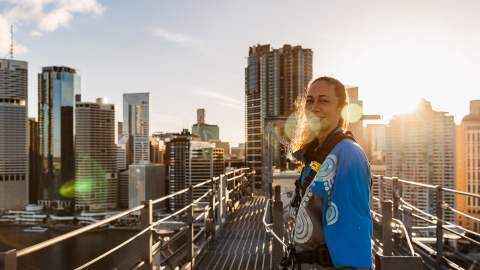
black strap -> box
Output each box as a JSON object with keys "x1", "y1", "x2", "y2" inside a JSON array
[
  {"x1": 295, "y1": 245, "x2": 333, "y2": 266},
  {"x1": 300, "y1": 129, "x2": 356, "y2": 191}
]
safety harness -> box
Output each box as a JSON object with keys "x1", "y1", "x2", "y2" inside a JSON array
[{"x1": 281, "y1": 129, "x2": 356, "y2": 270}]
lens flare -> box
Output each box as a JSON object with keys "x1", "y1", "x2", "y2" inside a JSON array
[
  {"x1": 284, "y1": 112, "x2": 299, "y2": 140},
  {"x1": 306, "y1": 112, "x2": 322, "y2": 134},
  {"x1": 59, "y1": 180, "x2": 75, "y2": 198},
  {"x1": 341, "y1": 103, "x2": 363, "y2": 123}
]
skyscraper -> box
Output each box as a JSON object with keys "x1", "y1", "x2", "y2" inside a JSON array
[
  {"x1": 245, "y1": 44, "x2": 313, "y2": 189},
  {"x1": 345, "y1": 86, "x2": 365, "y2": 147},
  {"x1": 38, "y1": 66, "x2": 80, "y2": 209},
  {"x1": 0, "y1": 59, "x2": 28, "y2": 210},
  {"x1": 456, "y1": 100, "x2": 480, "y2": 232},
  {"x1": 123, "y1": 93, "x2": 150, "y2": 165},
  {"x1": 192, "y1": 108, "x2": 220, "y2": 141},
  {"x1": 188, "y1": 141, "x2": 225, "y2": 202},
  {"x1": 75, "y1": 98, "x2": 117, "y2": 211},
  {"x1": 128, "y1": 162, "x2": 166, "y2": 211},
  {"x1": 385, "y1": 99, "x2": 455, "y2": 225},
  {"x1": 29, "y1": 118, "x2": 41, "y2": 204},
  {"x1": 165, "y1": 130, "x2": 191, "y2": 212}
]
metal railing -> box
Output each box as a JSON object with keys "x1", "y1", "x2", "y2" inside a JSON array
[
  {"x1": 373, "y1": 174, "x2": 480, "y2": 269},
  {"x1": 0, "y1": 168, "x2": 253, "y2": 270}
]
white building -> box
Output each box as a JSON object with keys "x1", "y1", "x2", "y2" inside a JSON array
[
  {"x1": 0, "y1": 59, "x2": 28, "y2": 210},
  {"x1": 123, "y1": 93, "x2": 149, "y2": 165}
]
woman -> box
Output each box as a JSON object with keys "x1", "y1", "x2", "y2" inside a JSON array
[{"x1": 289, "y1": 76, "x2": 372, "y2": 270}]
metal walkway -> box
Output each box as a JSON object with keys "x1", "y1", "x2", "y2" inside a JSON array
[{"x1": 196, "y1": 196, "x2": 272, "y2": 270}]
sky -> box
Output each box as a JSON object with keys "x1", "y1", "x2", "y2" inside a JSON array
[{"x1": 1, "y1": 0, "x2": 480, "y2": 146}]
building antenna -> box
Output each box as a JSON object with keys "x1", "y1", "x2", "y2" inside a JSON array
[{"x1": 9, "y1": 24, "x2": 14, "y2": 59}]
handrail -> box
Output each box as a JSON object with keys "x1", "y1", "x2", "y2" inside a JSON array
[
  {"x1": 441, "y1": 187, "x2": 480, "y2": 199},
  {"x1": 262, "y1": 199, "x2": 287, "y2": 249},
  {"x1": 151, "y1": 187, "x2": 189, "y2": 205},
  {"x1": 9, "y1": 167, "x2": 251, "y2": 267},
  {"x1": 399, "y1": 199, "x2": 480, "y2": 247},
  {"x1": 391, "y1": 218, "x2": 415, "y2": 256},
  {"x1": 374, "y1": 174, "x2": 480, "y2": 199},
  {"x1": 17, "y1": 204, "x2": 145, "y2": 257}
]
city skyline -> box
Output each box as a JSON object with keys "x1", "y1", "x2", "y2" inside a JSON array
[{"x1": 1, "y1": 0, "x2": 480, "y2": 145}]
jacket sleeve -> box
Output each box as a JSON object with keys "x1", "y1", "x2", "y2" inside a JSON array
[{"x1": 323, "y1": 141, "x2": 373, "y2": 269}]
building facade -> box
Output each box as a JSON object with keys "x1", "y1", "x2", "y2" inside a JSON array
[
  {"x1": 192, "y1": 108, "x2": 220, "y2": 141},
  {"x1": 188, "y1": 141, "x2": 225, "y2": 202},
  {"x1": 245, "y1": 44, "x2": 312, "y2": 189},
  {"x1": 128, "y1": 163, "x2": 166, "y2": 211},
  {"x1": 75, "y1": 98, "x2": 117, "y2": 211},
  {"x1": 38, "y1": 66, "x2": 80, "y2": 209},
  {"x1": 385, "y1": 99, "x2": 455, "y2": 225},
  {"x1": 165, "y1": 130, "x2": 191, "y2": 212},
  {"x1": 0, "y1": 59, "x2": 28, "y2": 210},
  {"x1": 29, "y1": 118, "x2": 40, "y2": 204},
  {"x1": 456, "y1": 100, "x2": 480, "y2": 232},
  {"x1": 123, "y1": 93, "x2": 150, "y2": 165}
]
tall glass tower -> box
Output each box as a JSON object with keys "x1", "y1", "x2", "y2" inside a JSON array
[{"x1": 38, "y1": 66, "x2": 80, "y2": 209}]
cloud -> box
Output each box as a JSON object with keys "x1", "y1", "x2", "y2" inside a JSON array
[
  {"x1": 0, "y1": 0, "x2": 105, "y2": 55},
  {"x1": 152, "y1": 28, "x2": 205, "y2": 50},
  {"x1": 195, "y1": 89, "x2": 243, "y2": 110}
]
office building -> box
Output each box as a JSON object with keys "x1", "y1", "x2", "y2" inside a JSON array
[
  {"x1": 245, "y1": 44, "x2": 312, "y2": 189},
  {"x1": 75, "y1": 98, "x2": 117, "y2": 211},
  {"x1": 0, "y1": 59, "x2": 28, "y2": 210}
]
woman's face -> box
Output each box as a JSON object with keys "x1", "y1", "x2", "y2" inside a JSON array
[{"x1": 305, "y1": 80, "x2": 343, "y2": 134}]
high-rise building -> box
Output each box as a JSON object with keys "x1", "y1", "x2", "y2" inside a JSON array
[
  {"x1": 245, "y1": 44, "x2": 313, "y2": 189},
  {"x1": 150, "y1": 135, "x2": 165, "y2": 164},
  {"x1": 123, "y1": 93, "x2": 149, "y2": 165},
  {"x1": 165, "y1": 130, "x2": 191, "y2": 212},
  {"x1": 345, "y1": 86, "x2": 365, "y2": 147},
  {"x1": 211, "y1": 140, "x2": 230, "y2": 157},
  {"x1": 128, "y1": 162, "x2": 166, "y2": 212},
  {"x1": 456, "y1": 100, "x2": 480, "y2": 232},
  {"x1": 189, "y1": 141, "x2": 225, "y2": 202},
  {"x1": 75, "y1": 98, "x2": 117, "y2": 211},
  {"x1": 118, "y1": 170, "x2": 129, "y2": 209},
  {"x1": 117, "y1": 121, "x2": 123, "y2": 143},
  {"x1": 365, "y1": 124, "x2": 386, "y2": 164},
  {"x1": 231, "y1": 143, "x2": 246, "y2": 159},
  {"x1": 0, "y1": 59, "x2": 28, "y2": 210},
  {"x1": 192, "y1": 108, "x2": 220, "y2": 141},
  {"x1": 385, "y1": 99, "x2": 455, "y2": 225},
  {"x1": 29, "y1": 118, "x2": 41, "y2": 204},
  {"x1": 38, "y1": 66, "x2": 80, "y2": 209}
]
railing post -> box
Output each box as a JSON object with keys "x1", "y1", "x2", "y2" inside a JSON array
[
  {"x1": 436, "y1": 185, "x2": 444, "y2": 268},
  {"x1": 186, "y1": 185, "x2": 195, "y2": 269},
  {"x1": 272, "y1": 185, "x2": 284, "y2": 269},
  {"x1": 225, "y1": 173, "x2": 230, "y2": 214},
  {"x1": 392, "y1": 177, "x2": 400, "y2": 220},
  {"x1": 0, "y1": 250, "x2": 17, "y2": 270},
  {"x1": 382, "y1": 201, "x2": 393, "y2": 256},
  {"x1": 233, "y1": 170, "x2": 237, "y2": 204},
  {"x1": 140, "y1": 200, "x2": 153, "y2": 270},
  {"x1": 217, "y1": 174, "x2": 224, "y2": 226},
  {"x1": 378, "y1": 175, "x2": 384, "y2": 210},
  {"x1": 403, "y1": 206, "x2": 413, "y2": 240},
  {"x1": 208, "y1": 189, "x2": 216, "y2": 238}
]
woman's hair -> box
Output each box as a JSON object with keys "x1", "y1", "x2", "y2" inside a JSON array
[{"x1": 289, "y1": 76, "x2": 349, "y2": 153}]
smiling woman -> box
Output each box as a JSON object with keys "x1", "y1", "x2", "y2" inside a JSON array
[{"x1": 287, "y1": 76, "x2": 373, "y2": 270}]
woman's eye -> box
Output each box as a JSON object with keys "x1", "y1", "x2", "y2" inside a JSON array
[{"x1": 306, "y1": 99, "x2": 313, "y2": 104}]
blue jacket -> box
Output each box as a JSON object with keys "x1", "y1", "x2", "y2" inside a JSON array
[{"x1": 303, "y1": 139, "x2": 373, "y2": 269}]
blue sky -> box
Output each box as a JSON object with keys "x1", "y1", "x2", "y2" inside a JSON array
[{"x1": 1, "y1": 0, "x2": 480, "y2": 145}]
